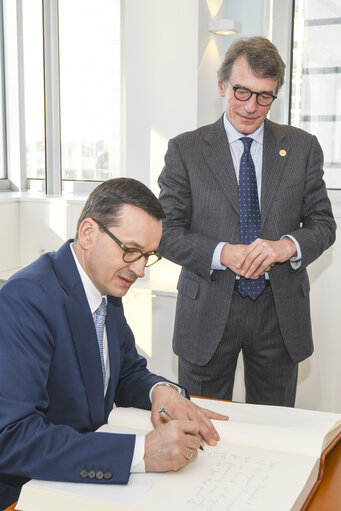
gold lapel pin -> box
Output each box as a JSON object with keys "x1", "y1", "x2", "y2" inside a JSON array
[{"x1": 279, "y1": 149, "x2": 287, "y2": 157}]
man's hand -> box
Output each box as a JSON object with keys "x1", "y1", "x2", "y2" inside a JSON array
[
  {"x1": 237, "y1": 238, "x2": 297, "y2": 279},
  {"x1": 151, "y1": 385, "x2": 228, "y2": 447},
  {"x1": 144, "y1": 420, "x2": 202, "y2": 472},
  {"x1": 220, "y1": 243, "x2": 250, "y2": 276},
  {"x1": 221, "y1": 238, "x2": 296, "y2": 279}
]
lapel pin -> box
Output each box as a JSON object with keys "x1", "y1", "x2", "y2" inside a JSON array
[{"x1": 279, "y1": 149, "x2": 287, "y2": 157}]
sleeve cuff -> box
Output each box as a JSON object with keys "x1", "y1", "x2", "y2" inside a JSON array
[
  {"x1": 281, "y1": 235, "x2": 302, "y2": 268},
  {"x1": 211, "y1": 242, "x2": 227, "y2": 270},
  {"x1": 130, "y1": 435, "x2": 145, "y2": 473}
]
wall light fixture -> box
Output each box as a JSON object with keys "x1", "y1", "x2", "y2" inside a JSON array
[{"x1": 209, "y1": 19, "x2": 242, "y2": 35}]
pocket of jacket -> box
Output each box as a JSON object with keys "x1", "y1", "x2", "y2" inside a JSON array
[
  {"x1": 298, "y1": 271, "x2": 310, "y2": 297},
  {"x1": 177, "y1": 276, "x2": 200, "y2": 300}
]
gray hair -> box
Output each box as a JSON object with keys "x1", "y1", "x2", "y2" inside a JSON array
[
  {"x1": 217, "y1": 36, "x2": 285, "y2": 91},
  {"x1": 75, "y1": 177, "x2": 165, "y2": 239}
]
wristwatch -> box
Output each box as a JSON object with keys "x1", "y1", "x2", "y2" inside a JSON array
[{"x1": 154, "y1": 381, "x2": 186, "y2": 397}]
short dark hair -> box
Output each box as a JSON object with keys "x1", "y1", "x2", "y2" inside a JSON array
[
  {"x1": 217, "y1": 36, "x2": 285, "y2": 91},
  {"x1": 75, "y1": 178, "x2": 165, "y2": 238}
]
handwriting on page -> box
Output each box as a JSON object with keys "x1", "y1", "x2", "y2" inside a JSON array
[{"x1": 187, "y1": 450, "x2": 280, "y2": 511}]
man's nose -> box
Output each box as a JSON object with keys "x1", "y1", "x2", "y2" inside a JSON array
[
  {"x1": 244, "y1": 93, "x2": 258, "y2": 111},
  {"x1": 128, "y1": 257, "x2": 146, "y2": 278}
]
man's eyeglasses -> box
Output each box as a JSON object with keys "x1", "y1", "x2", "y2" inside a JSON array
[
  {"x1": 227, "y1": 78, "x2": 277, "y2": 106},
  {"x1": 92, "y1": 218, "x2": 162, "y2": 267}
]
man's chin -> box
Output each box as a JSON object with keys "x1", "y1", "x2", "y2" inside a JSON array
[
  {"x1": 107, "y1": 287, "x2": 130, "y2": 298},
  {"x1": 233, "y1": 114, "x2": 263, "y2": 134},
  {"x1": 239, "y1": 121, "x2": 260, "y2": 135},
  {"x1": 115, "y1": 279, "x2": 135, "y2": 297}
]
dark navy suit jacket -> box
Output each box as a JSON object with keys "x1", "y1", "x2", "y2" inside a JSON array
[{"x1": 0, "y1": 241, "x2": 167, "y2": 503}]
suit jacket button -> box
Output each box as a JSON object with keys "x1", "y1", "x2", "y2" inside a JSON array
[
  {"x1": 96, "y1": 471, "x2": 104, "y2": 480},
  {"x1": 88, "y1": 470, "x2": 96, "y2": 479},
  {"x1": 104, "y1": 471, "x2": 112, "y2": 480},
  {"x1": 80, "y1": 470, "x2": 88, "y2": 479}
]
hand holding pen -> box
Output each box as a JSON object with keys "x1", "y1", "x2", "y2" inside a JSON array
[
  {"x1": 144, "y1": 413, "x2": 203, "y2": 471},
  {"x1": 158, "y1": 406, "x2": 204, "y2": 451},
  {"x1": 151, "y1": 383, "x2": 229, "y2": 448}
]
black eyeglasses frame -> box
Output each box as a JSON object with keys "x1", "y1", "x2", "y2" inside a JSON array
[
  {"x1": 227, "y1": 78, "x2": 277, "y2": 106},
  {"x1": 91, "y1": 218, "x2": 162, "y2": 267}
]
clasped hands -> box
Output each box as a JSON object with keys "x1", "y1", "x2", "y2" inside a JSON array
[
  {"x1": 221, "y1": 237, "x2": 297, "y2": 279},
  {"x1": 144, "y1": 385, "x2": 228, "y2": 473}
]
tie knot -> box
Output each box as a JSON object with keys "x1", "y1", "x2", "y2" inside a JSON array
[{"x1": 240, "y1": 137, "x2": 253, "y2": 152}]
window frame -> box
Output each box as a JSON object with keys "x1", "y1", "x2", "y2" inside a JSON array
[
  {"x1": 1, "y1": 0, "x2": 121, "y2": 196},
  {"x1": 0, "y1": 0, "x2": 8, "y2": 186},
  {"x1": 289, "y1": 0, "x2": 341, "y2": 190}
]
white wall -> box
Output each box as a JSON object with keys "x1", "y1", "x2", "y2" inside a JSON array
[
  {"x1": 0, "y1": 197, "x2": 20, "y2": 274},
  {"x1": 1, "y1": 0, "x2": 340, "y2": 413},
  {"x1": 296, "y1": 206, "x2": 341, "y2": 412},
  {"x1": 0, "y1": 196, "x2": 84, "y2": 279},
  {"x1": 123, "y1": 0, "x2": 199, "y2": 194}
]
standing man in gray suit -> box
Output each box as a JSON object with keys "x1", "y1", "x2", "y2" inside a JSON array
[{"x1": 158, "y1": 37, "x2": 336, "y2": 407}]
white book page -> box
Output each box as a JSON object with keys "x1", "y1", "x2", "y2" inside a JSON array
[
  {"x1": 19, "y1": 423, "x2": 319, "y2": 511},
  {"x1": 18, "y1": 471, "x2": 162, "y2": 510},
  {"x1": 138, "y1": 442, "x2": 318, "y2": 511},
  {"x1": 108, "y1": 400, "x2": 341, "y2": 458},
  {"x1": 108, "y1": 406, "x2": 153, "y2": 431},
  {"x1": 190, "y1": 398, "x2": 341, "y2": 457}
]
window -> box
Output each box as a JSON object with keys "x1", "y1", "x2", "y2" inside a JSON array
[
  {"x1": 19, "y1": 0, "x2": 121, "y2": 193},
  {"x1": 291, "y1": 0, "x2": 341, "y2": 189},
  {"x1": 22, "y1": 0, "x2": 45, "y2": 182},
  {"x1": 59, "y1": 0, "x2": 121, "y2": 187},
  {"x1": 0, "y1": 0, "x2": 6, "y2": 180}
]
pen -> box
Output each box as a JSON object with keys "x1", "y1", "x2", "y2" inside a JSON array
[{"x1": 158, "y1": 406, "x2": 204, "y2": 451}]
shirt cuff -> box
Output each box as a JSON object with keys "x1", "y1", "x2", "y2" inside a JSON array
[
  {"x1": 211, "y1": 242, "x2": 227, "y2": 270},
  {"x1": 281, "y1": 235, "x2": 302, "y2": 269},
  {"x1": 130, "y1": 434, "x2": 145, "y2": 473}
]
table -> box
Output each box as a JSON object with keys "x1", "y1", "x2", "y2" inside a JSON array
[{"x1": 304, "y1": 434, "x2": 341, "y2": 510}]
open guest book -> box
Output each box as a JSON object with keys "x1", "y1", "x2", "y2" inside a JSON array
[{"x1": 17, "y1": 397, "x2": 341, "y2": 511}]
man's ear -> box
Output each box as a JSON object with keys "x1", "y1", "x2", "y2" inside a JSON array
[
  {"x1": 77, "y1": 218, "x2": 96, "y2": 249},
  {"x1": 218, "y1": 80, "x2": 226, "y2": 97}
]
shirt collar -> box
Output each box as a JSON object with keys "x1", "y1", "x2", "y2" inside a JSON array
[
  {"x1": 70, "y1": 242, "x2": 106, "y2": 315},
  {"x1": 223, "y1": 113, "x2": 264, "y2": 145}
]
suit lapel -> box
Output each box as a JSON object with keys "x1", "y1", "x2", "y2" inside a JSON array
[
  {"x1": 54, "y1": 241, "x2": 105, "y2": 429},
  {"x1": 203, "y1": 116, "x2": 239, "y2": 215},
  {"x1": 261, "y1": 120, "x2": 288, "y2": 230}
]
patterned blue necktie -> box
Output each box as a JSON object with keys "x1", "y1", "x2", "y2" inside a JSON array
[
  {"x1": 238, "y1": 137, "x2": 266, "y2": 301},
  {"x1": 95, "y1": 298, "x2": 107, "y2": 385}
]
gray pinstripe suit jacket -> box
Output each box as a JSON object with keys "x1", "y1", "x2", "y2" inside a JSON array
[{"x1": 158, "y1": 116, "x2": 336, "y2": 366}]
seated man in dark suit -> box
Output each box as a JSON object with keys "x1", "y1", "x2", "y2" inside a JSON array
[{"x1": 0, "y1": 178, "x2": 227, "y2": 508}]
